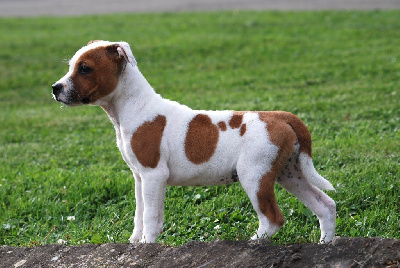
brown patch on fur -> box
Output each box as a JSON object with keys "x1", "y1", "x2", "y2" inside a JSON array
[
  {"x1": 240, "y1": 123, "x2": 246, "y2": 136},
  {"x1": 69, "y1": 44, "x2": 125, "y2": 104},
  {"x1": 257, "y1": 171, "x2": 285, "y2": 226},
  {"x1": 258, "y1": 111, "x2": 312, "y2": 157},
  {"x1": 256, "y1": 111, "x2": 307, "y2": 226},
  {"x1": 185, "y1": 114, "x2": 219, "y2": 164},
  {"x1": 217, "y1": 121, "x2": 227, "y2": 131},
  {"x1": 229, "y1": 112, "x2": 245, "y2": 129},
  {"x1": 131, "y1": 115, "x2": 167, "y2": 168}
]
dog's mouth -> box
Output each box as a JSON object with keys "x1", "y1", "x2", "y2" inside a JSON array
[
  {"x1": 52, "y1": 92, "x2": 64, "y2": 103},
  {"x1": 52, "y1": 91, "x2": 82, "y2": 106},
  {"x1": 52, "y1": 92, "x2": 67, "y2": 104}
]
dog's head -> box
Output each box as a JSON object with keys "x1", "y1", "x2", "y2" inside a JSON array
[{"x1": 52, "y1": 40, "x2": 136, "y2": 106}]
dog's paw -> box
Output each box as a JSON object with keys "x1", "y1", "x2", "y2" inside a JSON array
[{"x1": 129, "y1": 230, "x2": 143, "y2": 243}]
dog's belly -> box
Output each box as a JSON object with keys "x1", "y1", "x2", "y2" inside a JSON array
[{"x1": 167, "y1": 169, "x2": 239, "y2": 186}]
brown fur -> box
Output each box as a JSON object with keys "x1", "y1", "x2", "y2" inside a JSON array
[
  {"x1": 217, "y1": 121, "x2": 227, "y2": 131},
  {"x1": 185, "y1": 114, "x2": 219, "y2": 164},
  {"x1": 240, "y1": 123, "x2": 247, "y2": 136},
  {"x1": 258, "y1": 111, "x2": 312, "y2": 157},
  {"x1": 70, "y1": 45, "x2": 125, "y2": 104},
  {"x1": 131, "y1": 115, "x2": 167, "y2": 168},
  {"x1": 228, "y1": 112, "x2": 244, "y2": 129}
]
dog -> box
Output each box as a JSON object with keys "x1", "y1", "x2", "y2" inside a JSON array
[{"x1": 52, "y1": 40, "x2": 336, "y2": 243}]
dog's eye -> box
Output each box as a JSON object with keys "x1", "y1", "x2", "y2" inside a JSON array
[{"x1": 78, "y1": 65, "x2": 93, "y2": 75}]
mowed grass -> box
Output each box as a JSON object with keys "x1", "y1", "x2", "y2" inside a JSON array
[{"x1": 0, "y1": 11, "x2": 399, "y2": 246}]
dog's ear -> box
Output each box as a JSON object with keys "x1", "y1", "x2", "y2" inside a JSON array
[{"x1": 107, "y1": 42, "x2": 137, "y2": 67}]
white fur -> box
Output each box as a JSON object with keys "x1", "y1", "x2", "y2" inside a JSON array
[
  {"x1": 299, "y1": 153, "x2": 335, "y2": 191},
  {"x1": 53, "y1": 41, "x2": 336, "y2": 244}
]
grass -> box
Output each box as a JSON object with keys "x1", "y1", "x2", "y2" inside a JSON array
[{"x1": 0, "y1": 10, "x2": 399, "y2": 246}]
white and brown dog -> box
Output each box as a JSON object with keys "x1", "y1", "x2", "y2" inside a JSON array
[{"x1": 52, "y1": 40, "x2": 336, "y2": 243}]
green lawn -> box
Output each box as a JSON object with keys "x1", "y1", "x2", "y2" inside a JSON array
[{"x1": 0, "y1": 10, "x2": 399, "y2": 246}]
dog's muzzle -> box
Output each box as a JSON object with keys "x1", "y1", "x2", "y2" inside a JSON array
[
  {"x1": 52, "y1": 82, "x2": 88, "y2": 105},
  {"x1": 52, "y1": 83, "x2": 64, "y2": 101}
]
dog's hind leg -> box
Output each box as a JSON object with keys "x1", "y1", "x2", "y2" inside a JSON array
[
  {"x1": 239, "y1": 167, "x2": 285, "y2": 240},
  {"x1": 238, "y1": 117, "x2": 300, "y2": 240},
  {"x1": 237, "y1": 146, "x2": 294, "y2": 239},
  {"x1": 276, "y1": 155, "x2": 336, "y2": 243}
]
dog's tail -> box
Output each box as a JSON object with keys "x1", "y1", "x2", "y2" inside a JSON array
[
  {"x1": 298, "y1": 153, "x2": 335, "y2": 191},
  {"x1": 281, "y1": 112, "x2": 335, "y2": 191}
]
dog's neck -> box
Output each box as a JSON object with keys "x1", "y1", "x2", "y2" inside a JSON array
[{"x1": 99, "y1": 65, "x2": 159, "y2": 127}]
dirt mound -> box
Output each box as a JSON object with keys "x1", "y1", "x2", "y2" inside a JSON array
[{"x1": 1, "y1": 237, "x2": 399, "y2": 267}]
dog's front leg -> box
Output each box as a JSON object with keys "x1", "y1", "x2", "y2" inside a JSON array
[
  {"x1": 140, "y1": 168, "x2": 168, "y2": 243},
  {"x1": 129, "y1": 172, "x2": 144, "y2": 243}
]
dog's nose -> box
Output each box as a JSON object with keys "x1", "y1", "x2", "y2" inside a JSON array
[{"x1": 52, "y1": 83, "x2": 64, "y2": 95}]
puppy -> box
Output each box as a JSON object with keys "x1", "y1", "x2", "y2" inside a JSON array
[{"x1": 52, "y1": 40, "x2": 336, "y2": 243}]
